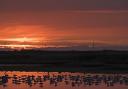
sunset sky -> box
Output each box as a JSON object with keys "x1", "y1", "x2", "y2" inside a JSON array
[{"x1": 0, "y1": 0, "x2": 128, "y2": 50}]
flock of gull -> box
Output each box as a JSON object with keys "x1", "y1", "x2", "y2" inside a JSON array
[{"x1": 0, "y1": 72, "x2": 128, "y2": 88}]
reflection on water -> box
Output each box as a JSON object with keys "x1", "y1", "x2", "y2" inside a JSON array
[{"x1": 0, "y1": 71, "x2": 128, "y2": 89}]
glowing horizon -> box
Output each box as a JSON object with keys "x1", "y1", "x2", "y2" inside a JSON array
[{"x1": 0, "y1": 11, "x2": 128, "y2": 48}]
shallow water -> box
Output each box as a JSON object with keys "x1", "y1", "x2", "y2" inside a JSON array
[{"x1": 0, "y1": 71, "x2": 128, "y2": 89}]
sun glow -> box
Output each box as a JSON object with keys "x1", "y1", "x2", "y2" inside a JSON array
[
  {"x1": 1, "y1": 37, "x2": 41, "y2": 43},
  {"x1": 0, "y1": 37, "x2": 47, "y2": 50}
]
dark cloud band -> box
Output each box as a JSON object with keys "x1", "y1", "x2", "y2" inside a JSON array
[{"x1": 0, "y1": 0, "x2": 128, "y2": 11}]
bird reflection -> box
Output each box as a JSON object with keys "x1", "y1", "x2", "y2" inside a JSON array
[{"x1": 0, "y1": 72, "x2": 128, "y2": 88}]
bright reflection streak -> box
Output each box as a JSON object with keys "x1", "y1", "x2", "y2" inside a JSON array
[
  {"x1": 0, "y1": 44, "x2": 42, "y2": 50},
  {"x1": 0, "y1": 44, "x2": 69, "y2": 50}
]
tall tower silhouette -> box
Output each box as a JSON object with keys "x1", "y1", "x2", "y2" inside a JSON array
[{"x1": 89, "y1": 40, "x2": 95, "y2": 49}]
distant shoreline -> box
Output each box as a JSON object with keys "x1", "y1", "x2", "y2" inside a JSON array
[{"x1": 0, "y1": 64, "x2": 128, "y2": 73}]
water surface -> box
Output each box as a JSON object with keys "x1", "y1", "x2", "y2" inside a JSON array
[{"x1": 0, "y1": 71, "x2": 128, "y2": 89}]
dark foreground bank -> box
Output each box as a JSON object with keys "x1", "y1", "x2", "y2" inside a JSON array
[
  {"x1": 0, "y1": 50, "x2": 128, "y2": 72},
  {"x1": 0, "y1": 50, "x2": 128, "y2": 64}
]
